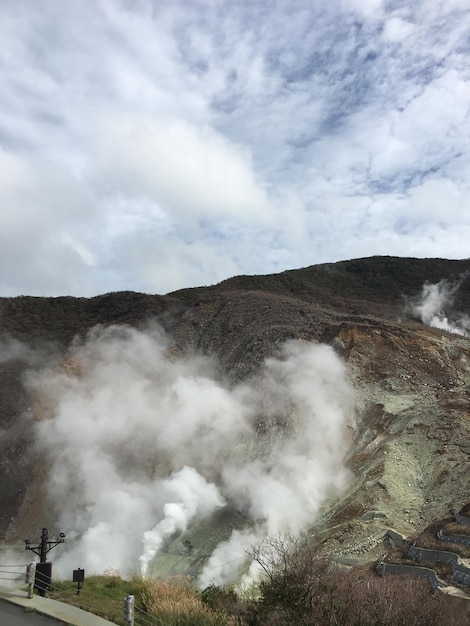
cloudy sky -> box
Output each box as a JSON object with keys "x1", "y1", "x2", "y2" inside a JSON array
[{"x1": 1, "y1": 0, "x2": 469, "y2": 297}]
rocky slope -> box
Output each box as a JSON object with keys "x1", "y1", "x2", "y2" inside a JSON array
[
  {"x1": 0, "y1": 256, "x2": 469, "y2": 575},
  {"x1": 313, "y1": 321, "x2": 470, "y2": 562}
]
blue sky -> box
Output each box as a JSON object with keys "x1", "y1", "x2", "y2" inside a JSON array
[{"x1": 1, "y1": 0, "x2": 470, "y2": 296}]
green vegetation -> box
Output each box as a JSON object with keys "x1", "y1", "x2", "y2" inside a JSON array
[{"x1": 49, "y1": 572, "x2": 142, "y2": 625}]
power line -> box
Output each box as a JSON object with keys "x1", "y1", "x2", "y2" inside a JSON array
[{"x1": 198, "y1": 553, "x2": 247, "y2": 573}]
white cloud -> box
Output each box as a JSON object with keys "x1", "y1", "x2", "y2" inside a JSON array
[
  {"x1": 0, "y1": 149, "x2": 97, "y2": 295},
  {"x1": 89, "y1": 110, "x2": 270, "y2": 221},
  {"x1": 382, "y1": 17, "x2": 415, "y2": 42},
  {"x1": 346, "y1": 0, "x2": 384, "y2": 20},
  {"x1": 1, "y1": 0, "x2": 470, "y2": 296}
]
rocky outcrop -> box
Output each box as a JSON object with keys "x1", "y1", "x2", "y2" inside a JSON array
[{"x1": 306, "y1": 319, "x2": 470, "y2": 563}]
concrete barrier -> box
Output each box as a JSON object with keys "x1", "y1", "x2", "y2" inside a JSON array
[
  {"x1": 386, "y1": 529, "x2": 406, "y2": 549},
  {"x1": 452, "y1": 563, "x2": 470, "y2": 587},
  {"x1": 437, "y1": 530, "x2": 470, "y2": 546},
  {"x1": 408, "y1": 545, "x2": 459, "y2": 565},
  {"x1": 375, "y1": 561, "x2": 444, "y2": 591}
]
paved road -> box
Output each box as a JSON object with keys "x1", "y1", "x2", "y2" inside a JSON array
[{"x1": 0, "y1": 599, "x2": 68, "y2": 625}]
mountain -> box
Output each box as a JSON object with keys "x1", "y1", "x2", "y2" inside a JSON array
[{"x1": 1, "y1": 255, "x2": 469, "y2": 582}]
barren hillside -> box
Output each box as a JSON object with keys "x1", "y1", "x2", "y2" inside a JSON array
[{"x1": 1, "y1": 256, "x2": 469, "y2": 579}]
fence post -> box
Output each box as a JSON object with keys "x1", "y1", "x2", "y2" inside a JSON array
[
  {"x1": 124, "y1": 594, "x2": 134, "y2": 626},
  {"x1": 25, "y1": 563, "x2": 36, "y2": 599}
]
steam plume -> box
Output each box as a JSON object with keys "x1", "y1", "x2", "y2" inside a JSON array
[
  {"x1": 139, "y1": 466, "x2": 225, "y2": 576},
  {"x1": 406, "y1": 275, "x2": 470, "y2": 336},
  {"x1": 29, "y1": 324, "x2": 352, "y2": 585}
]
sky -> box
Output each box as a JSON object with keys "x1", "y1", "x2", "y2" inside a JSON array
[{"x1": 1, "y1": 0, "x2": 470, "y2": 297}]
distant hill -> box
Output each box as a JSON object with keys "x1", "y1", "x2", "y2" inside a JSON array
[{"x1": 1, "y1": 256, "x2": 470, "y2": 348}]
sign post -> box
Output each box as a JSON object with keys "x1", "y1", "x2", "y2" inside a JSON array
[{"x1": 73, "y1": 568, "x2": 85, "y2": 595}]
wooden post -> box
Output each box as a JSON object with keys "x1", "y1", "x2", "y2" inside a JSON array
[{"x1": 25, "y1": 563, "x2": 36, "y2": 599}]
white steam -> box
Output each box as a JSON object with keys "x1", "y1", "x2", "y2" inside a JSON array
[
  {"x1": 407, "y1": 275, "x2": 470, "y2": 336},
  {"x1": 30, "y1": 324, "x2": 352, "y2": 585},
  {"x1": 139, "y1": 467, "x2": 225, "y2": 576}
]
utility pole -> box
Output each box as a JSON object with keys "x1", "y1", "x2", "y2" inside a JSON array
[{"x1": 25, "y1": 528, "x2": 65, "y2": 596}]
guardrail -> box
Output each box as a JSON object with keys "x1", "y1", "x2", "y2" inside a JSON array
[
  {"x1": 0, "y1": 563, "x2": 28, "y2": 585},
  {"x1": 0, "y1": 562, "x2": 171, "y2": 626}
]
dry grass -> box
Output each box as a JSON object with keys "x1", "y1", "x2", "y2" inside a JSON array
[
  {"x1": 140, "y1": 576, "x2": 235, "y2": 626},
  {"x1": 443, "y1": 522, "x2": 470, "y2": 536}
]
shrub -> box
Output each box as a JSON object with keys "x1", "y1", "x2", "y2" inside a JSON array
[{"x1": 241, "y1": 535, "x2": 470, "y2": 625}]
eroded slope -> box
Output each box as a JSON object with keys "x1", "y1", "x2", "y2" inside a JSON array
[{"x1": 312, "y1": 322, "x2": 470, "y2": 562}]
